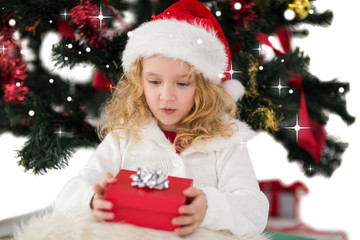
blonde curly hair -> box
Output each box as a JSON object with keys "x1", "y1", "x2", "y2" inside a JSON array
[{"x1": 97, "y1": 59, "x2": 238, "y2": 151}]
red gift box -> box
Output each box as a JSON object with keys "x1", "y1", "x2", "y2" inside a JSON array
[
  {"x1": 259, "y1": 179, "x2": 308, "y2": 220},
  {"x1": 104, "y1": 169, "x2": 193, "y2": 231}
]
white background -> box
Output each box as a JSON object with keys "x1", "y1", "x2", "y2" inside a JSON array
[{"x1": 1, "y1": 1, "x2": 360, "y2": 239}]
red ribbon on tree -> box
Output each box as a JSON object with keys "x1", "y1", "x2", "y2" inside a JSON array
[
  {"x1": 92, "y1": 69, "x2": 114, "y2": 90},
  {"x1": 257, "y1": 27, "x2": 326, "y2": 163},
  {"x1": 57, "y1": 19, "x2": 76, "y2": 41},
  {"x1": 289, "y1": 75, "x2": 326, "y2": 163}
]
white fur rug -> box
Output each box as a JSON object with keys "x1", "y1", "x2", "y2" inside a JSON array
[{"x1": 12, "y1": 210, "x2": 271, "y2": 240}]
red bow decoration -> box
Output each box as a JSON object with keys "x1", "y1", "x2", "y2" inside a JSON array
[{"x1": 257, "y1": 27, "x2": 326, "y2": 163}]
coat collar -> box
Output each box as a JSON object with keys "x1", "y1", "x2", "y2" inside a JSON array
[{"x1": 138, "y1": 117, "x2": 257, "y2": 155}]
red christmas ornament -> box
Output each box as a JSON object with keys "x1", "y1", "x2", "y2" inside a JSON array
[
  {"x1": 230, "y1": 0, "x2": 257, "y2": 29},
  {"x1": 3, "y1": 83, "x2": 29, "y2": 103},
  {"x1": 70, "y1": 2, "x2": 108, "y2": 48},
  {"x1": 0, "y1": 11, "x2": 29, "y2": 104}
]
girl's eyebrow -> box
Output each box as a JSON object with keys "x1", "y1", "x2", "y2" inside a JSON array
[
  {"x1": 143, "y1": 72, "x2": 160, "y2": 77},
  {"x1": 143, "y1": 72, "x2": 189, "y2": 78}
]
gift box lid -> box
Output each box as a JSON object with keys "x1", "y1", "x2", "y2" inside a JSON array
[{"x1": 104, "y1": 169, "x2": 193, "y2": 214}]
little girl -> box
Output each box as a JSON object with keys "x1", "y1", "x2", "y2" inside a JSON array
[{"x1": 55, "y1": 0, "x2": 269, "y2": 237}]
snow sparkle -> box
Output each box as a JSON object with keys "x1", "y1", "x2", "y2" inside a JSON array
[
  {"x1": 270, "y1": 78, "x2": 290, "y2": 96},
  {"x1": 282, "y1": 114, "x2": 312, "y2": 143},
  {"x1": 90, "y1": 5, "x2": 113, "y2": 30}
]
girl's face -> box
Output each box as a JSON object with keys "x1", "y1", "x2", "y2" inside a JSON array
[{"x1": 142, "y1": 56, "x2": 196, "y2": 131}]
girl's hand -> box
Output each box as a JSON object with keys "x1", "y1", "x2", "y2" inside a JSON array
[
  {"x1": 172, "y1": 187, "x2": 207, "y2": 236},
  {"x1": 90, "y1": 172, "x2": 117, "y2": 221}
]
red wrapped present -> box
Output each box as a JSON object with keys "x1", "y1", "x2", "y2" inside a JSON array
[
  {"x1": 259, "y1": 179, "x2": 308, "y2": 220},
  {"x1": 104, "y1": 169, "x2": 193, "y2": 231},
  {"x1": 260, "y1": 179, "x2": 347, "y2": 240}
]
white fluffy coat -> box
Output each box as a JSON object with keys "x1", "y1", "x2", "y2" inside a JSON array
[{"x1": 13, "y1": 118, "x2": 270, "y2": 240}]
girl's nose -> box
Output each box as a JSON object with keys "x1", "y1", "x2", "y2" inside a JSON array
[{"x1": 160, "y1": 85, "x2": 175, "y2": 101}]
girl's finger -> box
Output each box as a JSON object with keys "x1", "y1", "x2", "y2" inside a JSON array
[
  {"x1": 99, "y1": 172, "x2": 117, "y2": 188},
  {"x1": 183, "y1": 187, "x2": 203, "y2": 198},
  {"x1": 172, "y1": 215, "x2": 197, "y2": 226},
  {"x1": 174, "y1": 222, "x2": 199, "y2": 236},
  {"x1": 93, "y1": 210, "x2": 114, "y2": 221},
  {"x1": 179, "y1": 205, "x2": 195, "y2": 215},
  {"x1": 179, "y1": 194, "x2": 206, "y2": 214},
  {"x1": 93, "y1": 198, "x2": 113, "y2": 210},
  {"x1": 94, "y1": 184, "x2": 105, "y2": 196}
]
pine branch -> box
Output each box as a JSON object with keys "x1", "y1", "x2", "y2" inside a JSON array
[
  {"x1": 51, "y1": 34, "x2": 127, "y2": 81},
  {"x1": 274, "y1": 129, "x2": 347, "y2": 177},
  {"x1": 304, "y1": 9, "x2": 333, "y2": 27},
  {"x1": 16, "y1": 97, "x2": 99, "y2": 174},
  {"x1": 302, "y1": 75, "x2": 356, "y2": 125}
]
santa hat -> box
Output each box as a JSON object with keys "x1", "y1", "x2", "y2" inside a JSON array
[{"x1": 121, "y1": 0, "x2": 245, "y2": 101}]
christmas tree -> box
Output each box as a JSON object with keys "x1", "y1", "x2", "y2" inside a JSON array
[{"x1": 0, "y1": 0, "x2": 355, "y2": 176}]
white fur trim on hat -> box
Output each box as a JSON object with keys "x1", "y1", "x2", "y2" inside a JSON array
[
  {"x1": 122, "y1": 19, "x2": 227, "y2": 85},
  {"x1": 221, "y1": 79, "x2": 245, "y2": 101}
]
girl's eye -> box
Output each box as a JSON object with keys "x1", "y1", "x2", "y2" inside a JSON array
[
  {"x1": 148, "y1": 80, "x2": 161, "y2": 85},
  {"x1": 177, "y1": 82, "x2": 190, "y2": 87}
]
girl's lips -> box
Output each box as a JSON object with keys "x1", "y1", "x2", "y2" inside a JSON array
[{"x1": 161, "y1": 108, "x2": 176, "y2": 114}]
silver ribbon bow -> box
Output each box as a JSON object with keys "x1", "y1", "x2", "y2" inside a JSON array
[{"x1": 130, "y1": 167, "x2": 170, "y2": 190}]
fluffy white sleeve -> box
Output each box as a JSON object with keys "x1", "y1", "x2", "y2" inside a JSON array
[
  {"x1": 54, "y1": 132, "x2": 124, "y2": 212},
  {"x1": 199, "y1": 142, "x2": 269, "y2": 236}
]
